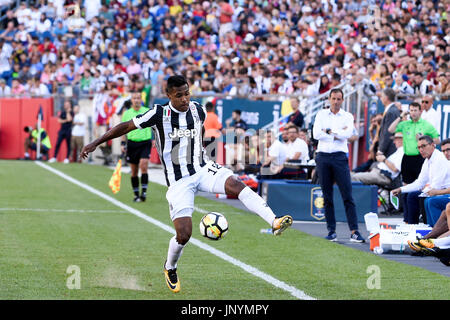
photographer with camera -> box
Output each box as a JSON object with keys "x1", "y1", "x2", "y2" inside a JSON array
[{"x1": 23, "y1": 124, "x2": 51, "y2": 160}]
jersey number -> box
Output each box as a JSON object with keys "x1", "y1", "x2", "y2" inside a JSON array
[{"x1": 207, "y1": 163, "x2": 222, "y2": 175}]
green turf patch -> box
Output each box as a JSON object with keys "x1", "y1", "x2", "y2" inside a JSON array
[{"x1": 0, "y1": 160, "x2": 448, "y2": 299}]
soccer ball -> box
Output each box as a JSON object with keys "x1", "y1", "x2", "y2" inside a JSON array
[{"x1": 199, "y1": 212, "x2": 228, "y2": 240}]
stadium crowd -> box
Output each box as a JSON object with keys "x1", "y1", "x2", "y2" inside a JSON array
[
  {"x1": 0, "y1": 0, "x2": 448, "y2": 101},
  {"x1": 7, "y1": 0, "x2": 450, "y2": 264}
]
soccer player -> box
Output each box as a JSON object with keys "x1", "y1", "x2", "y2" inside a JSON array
[
  {"x1": 121, "y1": 91, "x2": 153, "y2": 202},
  {"x1": 80, "y1": 75, "x2": 292, "y2": 293}
]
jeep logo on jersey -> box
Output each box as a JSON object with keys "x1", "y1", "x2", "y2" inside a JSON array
[{"x1": 169, "y1": 128, "x2": 198, "y2": 139}]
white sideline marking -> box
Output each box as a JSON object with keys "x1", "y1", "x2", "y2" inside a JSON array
[
  {"x1": 0, "y1": 208, "x2": 126, "y2": 213},
  {"x1": 35, "y1": 161, "x2": 315, "y2": 300}
]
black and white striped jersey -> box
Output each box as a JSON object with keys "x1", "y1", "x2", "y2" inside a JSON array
[{"x1": 132, "y1": 100, "x2": 207, "y2": 186}]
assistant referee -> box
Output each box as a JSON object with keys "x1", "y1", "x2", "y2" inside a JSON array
[{"x1": 121, "y1": 91, "x2": 153, "y2": 202}]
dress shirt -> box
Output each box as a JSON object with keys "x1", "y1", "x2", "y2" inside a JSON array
[
  {"x1": 401, "y1": 149, "x2": 450, "y2": 193},
  {"x1": 313, "y1": 108, "x2": 355, "y2": 153}
]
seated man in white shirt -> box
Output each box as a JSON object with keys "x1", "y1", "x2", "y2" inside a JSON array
[
  {"x1": 259, "y1": 130, "x2": 287, "y2": 179},
  {"x1": 284, "y1": 125, "x2": 309, "y2": 164},
  {"x1": 351, "y1": 132, "x2": 404, "y2": 187},
  {"x1": 392, "y1": 135, "x2": 450, "y2": 224}
]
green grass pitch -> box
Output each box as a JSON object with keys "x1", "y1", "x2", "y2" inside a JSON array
[{"x1": 0, "y1": 160, "x2": 448, "y2": 300}]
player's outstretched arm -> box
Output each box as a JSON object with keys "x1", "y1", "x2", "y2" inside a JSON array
[{"x1": 80, "y1": 120, "x2": 136, "y2": 159}]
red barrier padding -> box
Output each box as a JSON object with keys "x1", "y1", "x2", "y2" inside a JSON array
[{"x1": 0, "y1": 99, "x2": 22, "y2": 159}]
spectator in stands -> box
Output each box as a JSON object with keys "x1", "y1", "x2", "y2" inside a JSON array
[
  {"x1": 11, "y1": 78, "x2": 25, "y2": 95},
  {"x1": 413, "y1": 71, "x2": 434, "y2": 96},
  {"x1": 392, "y1": 135, "x2": 450, "y2": 224},
  {"x1": 351, "y1": 132, "x2": 404, "y2": 188},
  {"x1": 392, "y1": 74, "x2": 414, "y2": 95},
  {"x1": 286, "y1": 98, "x2": 304, "y2": 129},
  {"x1": 318, "y1": 74, "x2": 331, "y2": 94},
  {"x1": 0, "y1": 77, "x2": 10, "y2": 96},
  {"x1": 1, "y1": 10, "x2": 18, "y2": 30},
  {"x1": 49, "y1": 99, "x2": 74, "y2": 164},
  {"x1": 388, "y1": 102, "x2": 440, "y2": 185},
  {"x1": 435, "y1": 73, "x2": 450, "y2": 99},
  {"x1": 313, "y1": 88, "x2": 365, "y2": 243},
  {"x1": 377, "y1": 88, "x2": 400, "y2": 158},
  {"x1": 420, "y1": 95, "x2": 441, "y2": 135}
]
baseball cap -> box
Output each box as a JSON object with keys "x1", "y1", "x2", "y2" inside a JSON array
[{"x1": 392, "y1": 132, "x2": 403, "y2": 139}]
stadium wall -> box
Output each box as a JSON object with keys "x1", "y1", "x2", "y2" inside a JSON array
[{"x1": 0, "y1": 98, "x2": 69, "y2": 160}]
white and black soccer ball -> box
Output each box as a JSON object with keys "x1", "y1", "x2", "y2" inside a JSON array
[{"x1": 199, "y1": 212, "x2": 228, "y2": 240}]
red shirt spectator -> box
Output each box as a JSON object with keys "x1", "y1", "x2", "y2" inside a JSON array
[{"x1": 219, "y1": 1, "x2": 233, "y2": 24}]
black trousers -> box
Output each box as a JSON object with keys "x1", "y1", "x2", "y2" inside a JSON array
[
  {"x1": 315, "y1": 152, "x2": 359, "y2": 233},
  {"x1": 401, "y1": 154, "x2": 424, "y2": 184},
  {"x1": 54, "y1": 130, "x2": 71, "y2": 159}
]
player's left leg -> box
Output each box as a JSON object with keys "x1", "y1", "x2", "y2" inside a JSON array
[
  {"x1": 164, "y1": 215, "x2": 192, "y2": 293},
  {"x1": 224, "y1": 175, "x2": 293, "y2": 235},
  {"x1": 139, "y1": 157, "x2": 149, "y2": 202},
  {"x1": 164, "y1": 179, "x2": 196, "y2": 293},
  {"x1": 129, "y1": 163, "x2": 140, "y2": 202}
]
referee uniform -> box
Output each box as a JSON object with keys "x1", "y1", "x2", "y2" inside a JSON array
[
  {"x1": 122, "y1": 105, "x2": 152, "y2": 201},
  {"x1": 395, "y1": 118, "x2": 439, "y2": 183}
]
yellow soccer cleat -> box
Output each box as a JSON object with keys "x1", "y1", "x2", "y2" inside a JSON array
[
  {"x1": 419, "y1": 239, "x2": 435, "y2": 249},
  {"x1": 407, "y1": 240, "x2": 422, "y2": 252},
  {"x1": 164, "y1": 263, "x2": 180, "y2": 293},
  {"x1": 272, "y1": 215, "x2": 293, "y2": 236}
]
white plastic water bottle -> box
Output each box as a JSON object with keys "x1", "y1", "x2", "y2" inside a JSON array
[{"x1": 364, "y1": 212, "x2": 380, "y2": 234}]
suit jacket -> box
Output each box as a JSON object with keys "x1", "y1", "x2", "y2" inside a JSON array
[{"x1": 378, "y1": 103, "x2": 400, "y2": 157}]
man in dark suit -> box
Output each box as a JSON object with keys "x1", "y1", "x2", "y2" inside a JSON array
[{"x1": 377, "y1": 88, "x2": 400, "y2": 158}]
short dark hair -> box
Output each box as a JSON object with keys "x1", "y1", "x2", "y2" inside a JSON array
[
  {"x1": 329, "y1": 88, "x2": 344, "y2": 98},
  {"x1": 383, "y1": 88, "x2": 396, "y2": 102},
  {"x1": 409, "y1": 101, "x2": 421, "y2": 110},
  {"x1": 232, "y1": 109, "x2": 241, "y2": 116},
  {"x1": 418, "y1": 135, "x2": 433, "y2": 144},
  {"x1": 166, "y1": 75, "x2": 188, "y2": 92},
  {"x1": 205, "y1": 101, "x2": 214, "y2": 112},
  {"x1": 441, "y1": 138, "x2": 450, "y2": 146}
]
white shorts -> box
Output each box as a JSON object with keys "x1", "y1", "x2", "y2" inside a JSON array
[{"x1": 166, "y1": 161, "x2": 234, "y2": 221}]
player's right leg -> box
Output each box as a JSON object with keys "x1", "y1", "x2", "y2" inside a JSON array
[
  {"x1": 198, "y1": 162, "x2": 292, "y2": 235},
  {"x1": 231, "y1": 181, "x2": 292, "y2": 236}
]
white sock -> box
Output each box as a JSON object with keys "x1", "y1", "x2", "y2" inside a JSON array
[
  {"x1": 433, "y1": 236, "x2": 450, "y2": 249},
  {"x1": 24, "y1": 152, "x2": 29, "y2": 157},
  {"x1": 165, "y1": 236, "x2": 185, "y2": 270},
  {"x1": 238, "y1": 186, "x2": 276, "y2": 226}
]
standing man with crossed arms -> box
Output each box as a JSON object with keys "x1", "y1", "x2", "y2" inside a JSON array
[{"x1": 313, "y1": 88, "x2": 365, "y2": 243}]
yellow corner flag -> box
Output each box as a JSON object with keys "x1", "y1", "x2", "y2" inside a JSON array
[{"x1": 109, "y1": 159, "x2": 122, "y2": 194}]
